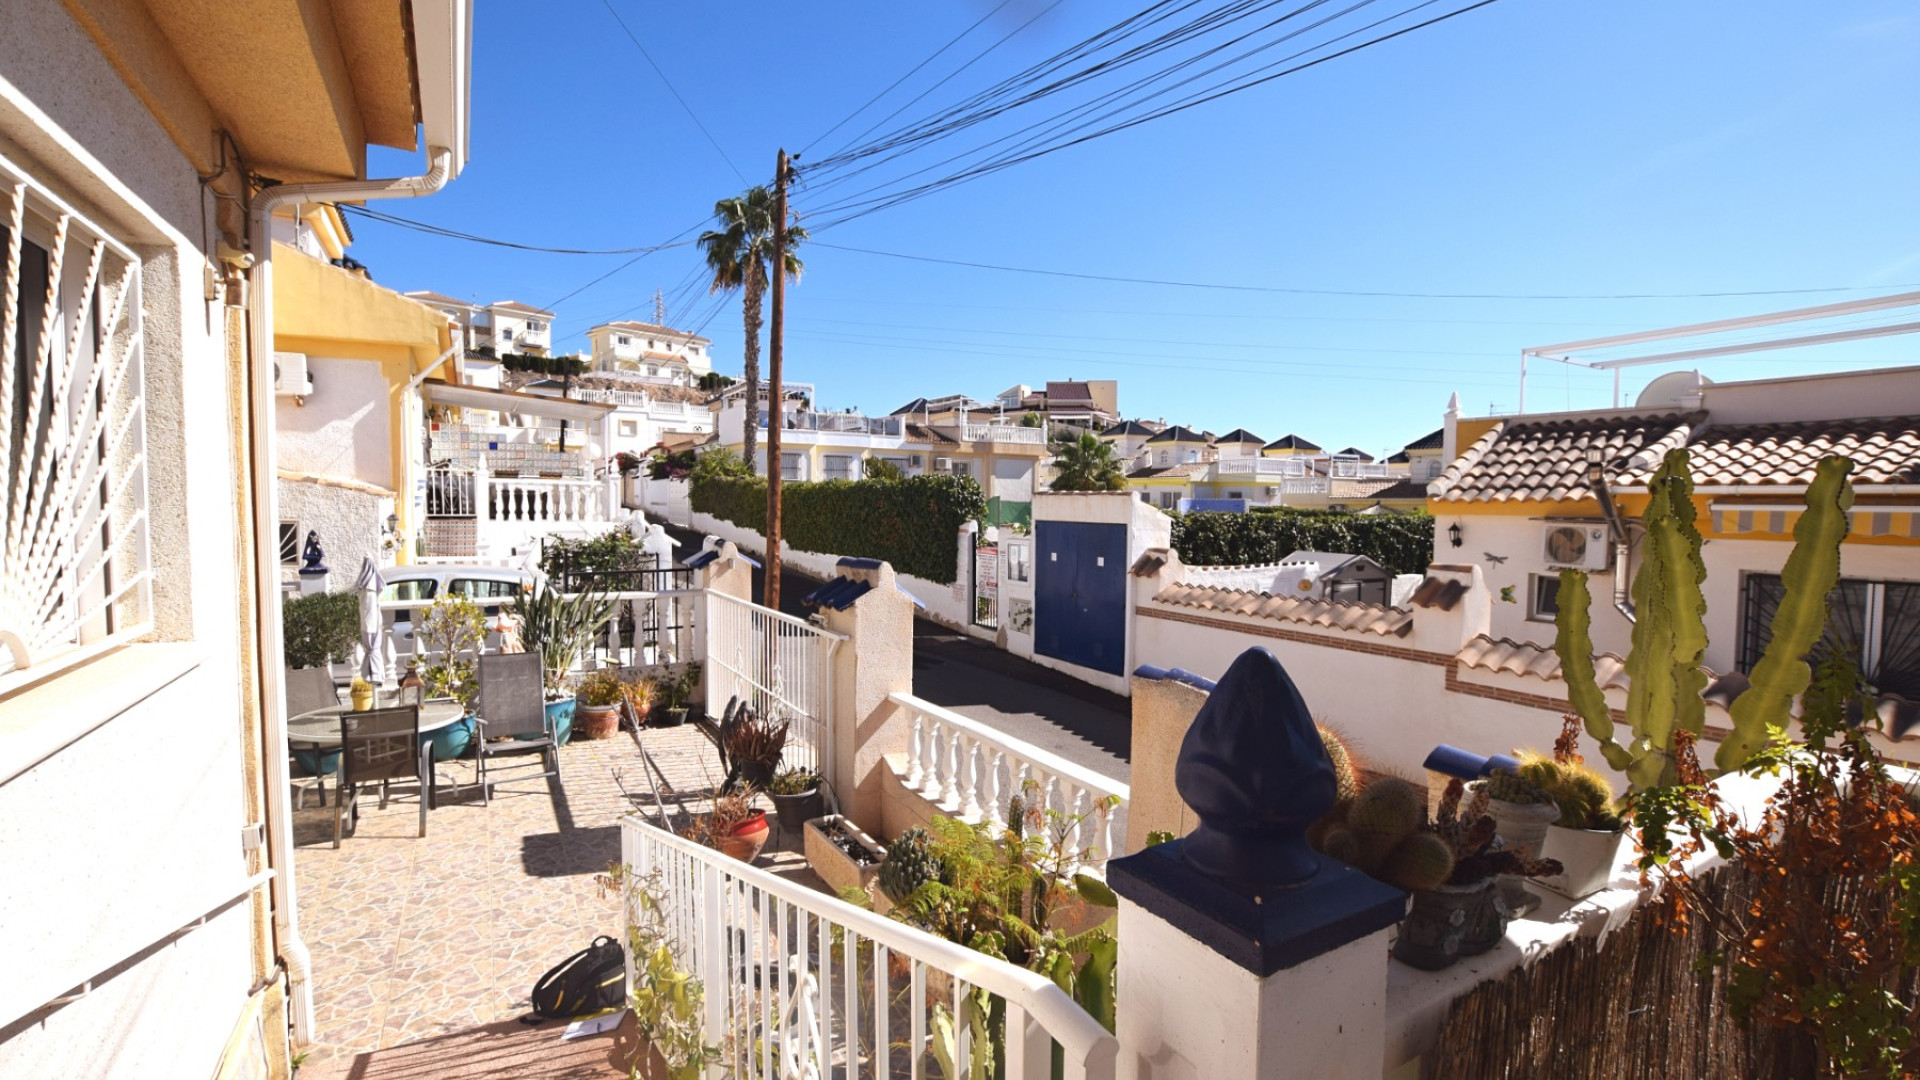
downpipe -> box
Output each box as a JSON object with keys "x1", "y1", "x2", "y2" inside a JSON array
[
  {"x1": 244, "y1": 148, "x2": 452, "y2": 1047},
  {"x1": 1590, "y1": 469, "x2": 1636, "y2": 623}
]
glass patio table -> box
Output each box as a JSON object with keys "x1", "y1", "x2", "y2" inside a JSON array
[{"x1": 287, "y1": 697, "x2": 474, "y2": 782}]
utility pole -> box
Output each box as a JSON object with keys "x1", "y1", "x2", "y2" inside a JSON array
[{"x1": 766, "y1": 149, "x2": 791, "y2": 612}]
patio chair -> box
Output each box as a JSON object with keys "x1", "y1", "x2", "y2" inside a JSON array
[
  {"x1": 286, "y1": 666, "x2": 341, "y2": 809},
  {"x1": 474, "y1": 651, "x2": 558, "y2": 803},
  {"x1": 334, "y1": 705, "x2": 431, "y2": 847}
]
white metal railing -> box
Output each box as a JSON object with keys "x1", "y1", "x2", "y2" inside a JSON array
[
  {"x1": 961, "y1": 422, "x2": 1046, "y2": 445},
  {"x1": 370, "y1": 586, "x2": 700, "y2": 678},
  {"x1": 890, "y1": 692, "x2": 1129, "y2": 872},
  {"x1": 622, "y1": 816, "x2": 1119, "y2": 1080},
  {"x1": 1281, "y1": 477, "x2": 1331, "y2": 494},
  {"x1": 0, "y1": 148, "x2": 153, "y2": 686},
  {"x1": 705, "y1": 591, "x2": 846, "y2": 784},
  {"x1": 783, "y1": 411, "x2": 904, "y2": 437},
  {"x1": 1328, "y1": 457, "x2": 1390, "y2": 479}
]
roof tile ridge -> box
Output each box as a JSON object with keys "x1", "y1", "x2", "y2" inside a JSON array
[{"x1": 1430, "y1": 419, "x2": 1505, "y2": 500}]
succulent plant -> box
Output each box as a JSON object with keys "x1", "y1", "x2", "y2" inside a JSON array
[
  {"x1": 1480, "y1": 768, "x2": 1554, "y2": 806},
  {"x1": 1517, "y1": 755, "x2": 1624, "y2": 831},
  {"x1": 1316, "y1": 776, "x2": 1561, "y2": 891},
  {"x1": 1306, "y1": 723, "x2": 1364, "y2": 847},
  {"x1": 878, "y1": 827, "x2": 942, "y2": 903}
]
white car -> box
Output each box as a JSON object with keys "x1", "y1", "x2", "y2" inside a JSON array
[{"x1": 383, "y1": 563, "x2": 542, "y2": 655}]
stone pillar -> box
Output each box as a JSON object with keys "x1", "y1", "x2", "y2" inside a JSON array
[
  {"x1": 1125, "y1": 665, "x2": 1212, "y2": 852},
  {"x1": 1109, "y1": 647, "x2": 1405, "y2": 1080},
  {"x1": 696, "y1": 540, "x2": 754, "y2": 604},
  {"x1": 1406, "y1": 562, "x2": 1490, "y2": 657},
  {"x1": 817, "y1": 558, "x2": 915, "y2": 831}
]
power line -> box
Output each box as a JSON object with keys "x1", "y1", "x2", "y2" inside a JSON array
[
  {"x1": 811, "y1": 241, "x2": 1920, "y2": 301},
  {"x1": 800, "y1": 0, "x2": 1023, "y2": 156},
  {"x1": 338, "y1": 204, "x2": 690, "y2": 255},
  {"x1": 598, "y1": 0, "x2": 752, "y2": 186}
]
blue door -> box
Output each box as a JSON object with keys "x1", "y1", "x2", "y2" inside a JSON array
[{"x1": 1033, "y1": 522, "x2": 1128, "y2": 675}]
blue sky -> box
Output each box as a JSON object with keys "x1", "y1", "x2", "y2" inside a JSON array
[{"x1": 355, "y1": 0, "x2": 1920, "y2": 455}]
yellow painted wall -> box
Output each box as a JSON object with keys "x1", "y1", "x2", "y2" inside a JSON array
[{"x1": 272, "y1": 243, "x2": 453, "y2": 548}]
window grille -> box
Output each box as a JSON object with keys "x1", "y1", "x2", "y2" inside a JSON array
[
  {"x1": 279, "y1": 523, "x2": 302, "y2": 564},
  {"x1": 1740, "y1": 573, "x2": 1918, "y2": 703},
  {"x1": 0, "y1": 151, "x2": 152, "y2": 683}
]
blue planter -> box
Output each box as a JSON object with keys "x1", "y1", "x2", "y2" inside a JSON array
[
  {"x1": 292, "y1": 747, "x2": 340, "y2": 777},
  {"x1": 430, "y1": 716, "x2": 476, "y2": 762},
  {"x1": 544, "y1": 699, "x2": 575, "y2": 746}
]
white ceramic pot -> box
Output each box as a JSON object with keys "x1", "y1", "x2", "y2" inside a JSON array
[
  {"x1": 1488, "y1": 798, "x2": 1559, "y2": 914},
  {"x1": 1537, "y1": 824, "x2": 1629, "y2": 899}
]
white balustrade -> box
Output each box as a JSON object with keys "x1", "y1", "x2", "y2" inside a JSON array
[
  {"x1": 485, "y1": 476, "x2": 604, "y2": 524},
  {"x1": 961, "y1": 422, "x2": 1046, "y2": 445},
  {"x1": 890, "y1": 692, "x2": 1129, "y2": 871},
  {"x1": 623, "y1": 816, "x2": 1119, "y2": 1080}
]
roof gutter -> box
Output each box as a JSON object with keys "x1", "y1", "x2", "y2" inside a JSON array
[{"x1": 240, "y1": 2, "x2": 471, "y2": 1052}]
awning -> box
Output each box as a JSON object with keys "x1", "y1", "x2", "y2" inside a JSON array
[
  {"x1": 422, "y1": 383, "x2": 618, "y2": 423},
  {"x1": 1708, "y1": 501, "x2": 1920, "y2": 539}
]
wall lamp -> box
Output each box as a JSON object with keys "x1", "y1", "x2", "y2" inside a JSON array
[{"x1": 1448, "y1": 521, "x2": 1463, "y2": 548}]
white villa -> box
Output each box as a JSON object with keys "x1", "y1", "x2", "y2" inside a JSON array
[
  {"x1": 586, "y1": 319, "x2": 716, "y2": 387},
  {"x1": 404, "y1": 292, "x2": 554, "y2": 360}
]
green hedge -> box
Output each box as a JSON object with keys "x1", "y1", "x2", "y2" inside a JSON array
[
  {"x1": 283, "y1": 590, "x2": 362, "y2": 669},
  {"x1": 1171, "y1": 509, "x2": 1435, "y2": 576},
  {"x1": 691, "y1": 474, "x2": 985, "y2": 584}
]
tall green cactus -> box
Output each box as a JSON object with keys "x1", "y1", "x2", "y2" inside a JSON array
[
  {"x1": 1554, "y1": 449, "x2": 1855, "y2": 789},
  {"x1": 1717, "y1": 455, "x2": 1854, "y2": 771}
]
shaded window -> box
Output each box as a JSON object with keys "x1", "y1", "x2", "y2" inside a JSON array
[
  {"x1": 1740, "y1": 574, "x2": 1919, "y2": 702},
  {"x1": 1529, "y1": 574, "x2": 1560, "y2": 623},
  {"x1": 279, "y1": 523, "x2": 302, "y2": 564}
]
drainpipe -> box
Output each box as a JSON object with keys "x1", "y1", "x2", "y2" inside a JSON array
[
  {"x1": 1585, "y1": 448, "x2": 1635, "y2": 623},
  {"x1": 245, "y1": 148, "x2": 453, "y2": 1048}
]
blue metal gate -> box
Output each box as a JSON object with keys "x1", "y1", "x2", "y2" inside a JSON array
[{"x1": 1033, "y1": 521, "x2": 1128, "y2": 675}]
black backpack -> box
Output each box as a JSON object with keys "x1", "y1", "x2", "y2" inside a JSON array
[{"x1": 529, "y1": 936, "x2": 626, "y2": 1021}]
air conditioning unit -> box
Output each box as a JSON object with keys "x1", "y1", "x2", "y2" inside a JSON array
[
  {"x1": 273, "y1": 351, "x2": 312, "y2": 397},
  {"x1": 1542, "y1": 523, "x2": 1611, "y2": 570},
  {"x1": 933, "y1": 457, "x2": 954, "y2": 472}
]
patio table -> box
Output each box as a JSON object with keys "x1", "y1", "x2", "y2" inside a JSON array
[{"x1": 288, "y1": 698, "x2": 474, "y2": 808}]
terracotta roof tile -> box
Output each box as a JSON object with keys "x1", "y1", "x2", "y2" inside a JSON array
[
  {"x1": 1410, "y1": 576, "x2": 1465, "y2": 611},
  {"x1": 904, "y1": 423, "x2": 958, "y2": 446},
  {"x1": 1454, "y1": 634, "x2": 1633, "y2": 691},
  {"x1": 1152, "y1": 582, "x2": 1412, "y2": 637},
  {"x1": 1431, "y1": 412, "x2": 1701, "y2": 503},
  {"x1": 1619, "y1": 416, "x2": 1920, "y2": 488}
]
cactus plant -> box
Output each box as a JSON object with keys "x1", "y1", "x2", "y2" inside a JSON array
[
  {"x1": 1554, "y1": 450, "x2": 1854, "y2": 790},
  {"x1": 878, "y1": 827, "x2": 942, "y2": 903},
  {"x1": 1480, "y1": 768, "x2": 1553, "y2": 805},
  {"x1": 1318, "y1": 723, "x2": 1360, "y2": 804}
]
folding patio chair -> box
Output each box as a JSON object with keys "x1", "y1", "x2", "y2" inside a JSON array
[
  {"x1": 286, "y1": 666, "x2": 341, "y2": 809},
  {"x1": 474, "y1": 651, "x2": 558, "y2": 803},
  {"x1": 334, "y1": 705, "x2": 431, "y2": 847}
]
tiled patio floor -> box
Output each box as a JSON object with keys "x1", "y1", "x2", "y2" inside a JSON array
[{"x1": 291, "y1": 724, "x2": 809, "y2": 1078}]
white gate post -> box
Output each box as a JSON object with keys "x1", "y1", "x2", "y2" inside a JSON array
[
  {"x1": 815, "y1": 558, "x2": 914, "y2": 832},
  {"x1": 1110, "y1": 648, "x2": 1404, "y2": 1080}
]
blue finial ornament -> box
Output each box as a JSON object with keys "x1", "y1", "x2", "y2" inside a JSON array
[
  {"x1": 299, "y1": 530, "x2": 327, "y2": 575},
  {"x1": 1174, "y1": 647, "x2": 1335, "y2": 887}
]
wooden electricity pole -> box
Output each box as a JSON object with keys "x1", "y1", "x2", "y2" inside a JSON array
[{"x1": 766, "y1": 149, "x2": 791, "y2": 612}]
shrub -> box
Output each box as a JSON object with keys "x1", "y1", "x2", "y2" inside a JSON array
[
  {"x1": 691, "y1": 472, "x2": 985, "y2": 584},
  {"x1": 1170, "y1": 508, "x2": 1434, "y2": 576},
  {"x1": 282, "y1": 590, "x2": 361, "y2": 669}
]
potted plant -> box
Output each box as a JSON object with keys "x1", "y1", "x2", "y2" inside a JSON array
[
  {"x1": 1478, "y1": 767, "x2": 1559, "y2": 916},
  {"x1": 1520, "y1": 716, "x2": 1630, "y2": 898},
  {"x1": 573, "y1": 669, "x2": 625, "y2": 741},
  {"x1": 765, "y1": 766, "x2": 825, "y2": 845},
  {"x1": 1316, "y1": 776, "x2": 1561, "y2": 971},
  {"x1": 803, "y1": 813, "x2": 886, "y2": 897},
  {"x1": 415, "y1": 594, "x2": 485, "y2": 760},
  {"x1": 620, "y1": 675, "x2": 655, "y2": 730},
  {"x1": 508, "y1": 584, "x2": 617, "y2": 746},
  {"x1": 685, "y1": 790, "x2": 768, "y2": 863},
  {"x1": 699, "y1": 697, "x2": 789, "y2": 792},
  {"x1": 652, "y1": 662, "x2": 702, "y2": 727}
]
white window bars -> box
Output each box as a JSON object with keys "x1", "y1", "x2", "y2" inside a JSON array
[{"x1": 0, "y1": 151, "x2": 152, "y2": 685}]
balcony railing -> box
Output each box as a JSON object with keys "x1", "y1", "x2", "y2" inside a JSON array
[
  {"x1": 766, "y1": 411, "x2": 904, "y2": 436},
  {"x1": 1215, "y1": 458, "x2": 1310, "y2": 477},
  {"x1": 961, "y1": 422, "x2": 1046, "y2": 445},
  {"x1": 1328, "y1": 458, "x2": 1391, "y2": 479}
]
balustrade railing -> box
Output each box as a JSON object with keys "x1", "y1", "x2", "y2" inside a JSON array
[
  {"x1": 890, "y1": 692, "x2": 1129, "y2": 872},
  {"x1": 1215, "y1": 457, "x2": 1309, "y2": 477},
  {"x1": 622, "y1": 816, "x2": 1119, "y2": 1080},
  {"x1": 705, "y1": 591, "x2": 845, "y2": 784},
  {"x1": 961, "y1": 422, "x2": 1046, "y2": 445},
  {"x1": 486, "y1": 476, "x2": 602, "y2": 524}
]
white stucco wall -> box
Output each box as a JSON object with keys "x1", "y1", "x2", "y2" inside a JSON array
[
  {"x1": 277, "y1": 478, "x2": 396, "y2": 587},
  {"x1": 0, "y1": 1, "x2": 263, "y2": 1072},
  {"x1": 1431, "y1": 511, "x2": 1920, "y2": 675},
  {"x1": 276, "y1": 355, "x2": 392, "y2": 489}
]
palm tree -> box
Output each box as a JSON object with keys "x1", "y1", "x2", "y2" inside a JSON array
[
  {"x1": 697, "y1": 188, "x2": 807, "y2": 471},
  {"x1": 1049, "y1": 432, "x2": 1127, "y2": 492}
]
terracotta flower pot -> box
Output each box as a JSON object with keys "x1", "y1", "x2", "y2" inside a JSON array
[
  {"x1": 1538, "y1": 824, "x2": 1629, "y2": 899},
  {"x1": 575, "y1": 702, "x2": 620, "y2": 741},
  {"x1": 717, "y1": 810, "x2": 770, "y2": 863}
]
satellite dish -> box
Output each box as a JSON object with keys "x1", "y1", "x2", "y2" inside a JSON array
[{"x1": 1636, "y1": 370, "x2": 1713, "y2": 410}]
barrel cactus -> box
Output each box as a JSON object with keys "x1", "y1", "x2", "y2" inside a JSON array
[
  {"x1": 878, "y1": 827, "x2": 942, "y2": 903},
  {"x1": 1480, "y1": 768, "x2": 1553, "y2": 806}
]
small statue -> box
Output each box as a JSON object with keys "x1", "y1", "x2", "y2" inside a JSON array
[{"x1": 299, "y1": 530, "x2": 327, "y2": 575}]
